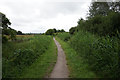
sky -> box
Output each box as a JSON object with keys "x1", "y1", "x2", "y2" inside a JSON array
[{"x1": 0, "y1": 0, "x2": 92, "y2": 33}]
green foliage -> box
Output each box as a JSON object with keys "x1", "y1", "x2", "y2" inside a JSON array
[
  {"x1": 77, "y1": 12, "x2": 120, "y2": 36},
  {"x1": 2, "y1": 35, "x2": 52, "y2": 78},
  {"x1": 13, "y1": 49, "x2": 35, "y2": 66},
  {"x1": 69, "y1": 27, "x2": 77, "y2": 35},
  {"x1": 70, "y1": 30, "x2": 119, "y2": 78},
  {"x1": 0, "y1": 12, "x2": 11, "y2": 29},
  {"x1": 88, "y1": 2, "x2": 120, "y2": 18},
  {"x1": 2, "y1": 28, "x2": 11, "y2": 35},
  {"x1": 53, "y1": 28, "x2": 57, "y2": 33},
  {"x1": 17, "y1": 31, "x2": 23, "y2": 35},
  {"x1": 21, "y1": 38, "x2": 57, "y2": 78},
  {"x1": 56, "y1": 37, "x2": 97, "y2": 78},
  {"x1": 60, "y1": 29, "x2": 65, "y2": 32},
  {"x1": 1, "y1": 12, "x2": 18, "y2": 41},
  {"x1": 45, "y1": 28, "x2": 66, "y2": 35},
  {"x1": 45, "y1": 29, "x2": 55, "y2": 35},
  {"x1": 88, "y1": 2, "x2": 110, "y2": 18},
  {"x1": 89, "y1": 36, "x2": 119, "y2": 77},
  {"x1": 10, "y1": 29, "x2": 17, "y2": 41},
  {"x1": 2, "y1": 36, "x2": 8, "y2": 43},
  {"x1": 57, "y1": 32, "x2": 70, "y2": 41},
  {"x1": 70, "y1": 31, "x2": 96, "y2": 58},
  {"x1": 2, "y1": 28, "x2": 17, "y2": 41},
  {"x1": 78, "y1": 2, "x2": 120, "y2": 36},
  {"x1": 56, "y1": 29, "x2": 65, "y2": 33}
]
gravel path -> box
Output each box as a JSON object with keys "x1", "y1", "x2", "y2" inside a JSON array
[{"x1": 49, "y1": 37, "x2": 69, "y2": 78}]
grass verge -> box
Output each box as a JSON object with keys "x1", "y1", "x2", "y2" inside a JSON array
[
  {"x1": 55, "y1": 37, "x2": 97, "y2": 78},
  {"x1": 20, "y1": 37, "x2": 57, "y2": 78}
]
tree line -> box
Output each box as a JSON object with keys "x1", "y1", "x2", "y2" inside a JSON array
[
  {"x1": 45, "y1": 28, "x2": 65, "y2": 35},
  {"x1": 0, "y1": 12, "x2": 23, "y2": 43},
  {"x1": 69, "y1": 1, "x2": 120, "y2": 38},
  {"x1": 68, "y1": 1, "x2": 120, "y2": 77}
]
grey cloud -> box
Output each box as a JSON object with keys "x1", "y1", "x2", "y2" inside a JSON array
[
  {"x1": 6, "y1": 1, "x2": 88, "y2": 18},
  {"x1": 0, "y1": 0, "x2": 91, "y2": 33}
]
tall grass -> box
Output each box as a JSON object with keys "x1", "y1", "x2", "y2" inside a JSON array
[
  {"x1": 56, "y1": 37, "x2": 97, "y2": 78},
  {"x1": 56, "y1": 32, "x2": 70, "y2": 41},
  {"x1": 2, "y1": 35, "x2": 52, "y2": 78},
  {"x1": 57, "y1": 31, "x2": 119, "y2": 78},
  {"x1": 21, "y1": 37, "x2": 57, "y2": 78},
  {"x1": 70, "y1": 30, "x2": 119, "y2": 78}
]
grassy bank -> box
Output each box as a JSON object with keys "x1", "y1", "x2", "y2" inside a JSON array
[
  {"x1": 57, "y1": 31, "x2": 119, "y2": 78},
  {"x1": 2, "y1": 35, "x2": 57, "y2": 78},
  {"x1": 70, "y1": 31, "x2": 119, "y2": 78},
  {"x1": 55, "y1": 37, "x2": 97, "y2": 78},
  {"x1": 21, "y1": 37, "x2": 57, "y2": 78}
]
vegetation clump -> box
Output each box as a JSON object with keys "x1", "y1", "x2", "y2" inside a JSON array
[
  {"x1": 2, "y1": 35, "x2": 52, "y2": 77},
  {"x1": 57, "y1": 1, "x2": 120, "y2": 78}
]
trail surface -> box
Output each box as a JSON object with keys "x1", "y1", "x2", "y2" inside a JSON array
[{"x1": 50, "y1": 37, "x2": 69, "y2": 78}]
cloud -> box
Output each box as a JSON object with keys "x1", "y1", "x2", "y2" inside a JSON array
[{"x1": 0, "y1": 0, "x2": 91, "y2": 33}]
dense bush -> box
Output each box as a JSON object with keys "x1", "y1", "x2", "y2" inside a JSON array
[
  {"x1": 13, "y1": 49, "x2": 35, "y2": 66},
  {"x1": 89, "y1": 36, "x2": 119, "y2": 77},
  {"x1": 77, "y1": 12, "x2": 120, "y2": 36},
  {"x1": 45, "y1": 29, "x2": 65, "y2": 35},
  {"x1": 45, "y1": 29, "x2": 55, "y2": 35},
  {"x1": 57, "y1": 32, "x2": 71, "y2": 41},
  {"x1": 2, "y1": 35, "x2": 52, "y2": 77},
  {"x1": 69, "y1": 27, "x2": 77, "y2": 35},
  {"x1": 2, "y1": 36, "x2": 8, "y2": 43},
  {"x1": 70, "y1": 30, "x2": 96, "y2": 58},
  {"x1": 70, "y1": 31, "x2": 119, "y2": 77}
]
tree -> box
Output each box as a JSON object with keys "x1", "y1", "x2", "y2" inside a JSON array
[
  {"x1": 88, "y1": 1, "x2": 120, "y2": 18},
  {"x1": 61, "y1": 29, "x2": 65, "y2": 32},
  {"x1": 57, "y1": 30, "x2": 61, "y2": 33},
  {"x1": 69, "y1": 27, "x2": 77, "y2": 35},
  {"x1": 0, "y1": 12, "x2": 17, "y2": 42},
  {"x1": 0, "y1": 12, "x2": 11, "y2": 29},
  {"x1": 88, "y1": 2, "x2": 110, "y2": 18},
  {"x1": 53, "y1": 28, "x2": 57, "y2": 33},
  {"x1": 108, "y1": 1, "x2": 120, "y2": 12},
  {"x1": 56, "y1": 29, "x2": 65, "y2": 33},
  {"x1": 2, "y1": 28, "x2": 11, "y2": 35},
  {"x1": 17, "y1": 31, "x2": 23, "y2": 35},
  {"x1": 45, "y1": 29, "x2": 54, "y2": 35},
  {"x1": 10, "y1": 28, "x2": 17, "y2": 41}
]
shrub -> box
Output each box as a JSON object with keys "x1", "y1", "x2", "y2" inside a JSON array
[
  {"x1": 13, "y1": 49, "x2": 35, "y2": 66},
  {"x1": 57, "y1": 32, "x2": 71, "y2": 41},
  {"x1": 69, "y1": 27, "x2": 77, "y2": 35},
  {"x1": 77, "y1": 12, "x2": 120, "y2": 37},
  {"x1": 2, "y1": 35, "x2": 52, "y2": 78},
  {"x1": 70, "y1": 30, "x2": 119, "y2": 77},
  {"x1": 2, "y1": 36, "x2": 8, "y2": 43},
  {"x1": 89, "y1": 36, "x2": 119, "y2": 77}
]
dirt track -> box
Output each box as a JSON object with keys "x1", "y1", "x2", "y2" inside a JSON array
[{"x1": 49, "y1": 37, "x2": 69, "y2": 78}]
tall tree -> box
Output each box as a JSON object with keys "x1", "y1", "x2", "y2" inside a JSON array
[
  {"x1": 17, "y1": 31, "x2": 23, "y2": 35},
  {"x1": 108, "y1": 1, "x2": 120, "y2": 12},
  {"x1": 88, "y1": 2, "x2": 110, "y2": 18},
  {"x1": 45, "y1": 29, "x2": 54, "y2": 35},
  {"x1": 53, "y1": 28, "x2": 57, "y2": 33},
  {"x1": 0, "y1": 12, "x2": 11, "y2": 29},
  {"x1": 0, "y1": 12, "x2": 17, "y2": 42},
  {"x1": 69, "y1": 27, "x2": 77, "y2": 35}
]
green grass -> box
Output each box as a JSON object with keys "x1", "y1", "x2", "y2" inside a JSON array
[
  {"x1": 21, "y1": 37, "x2": 57, "y2": 78},
  {"x1": 55, "y1": 37, "x2": 97, "y2": 78},
  {"x1": 57, "y1": 31, "x2": 119, "y2": 78},
  {"x1": 2, "y1": 35, "x2": 57, "y2": 78},
  {"x1": 56, "y1": 32, "x2": 71, "y2": 41},
  {"x1": 69, "y1": 31, "x2": 119, "y2": 78}
]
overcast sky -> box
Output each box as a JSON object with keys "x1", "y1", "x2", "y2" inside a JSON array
[{"x1": 0, "y1": 0, "x2": 92, "y2": 33}]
